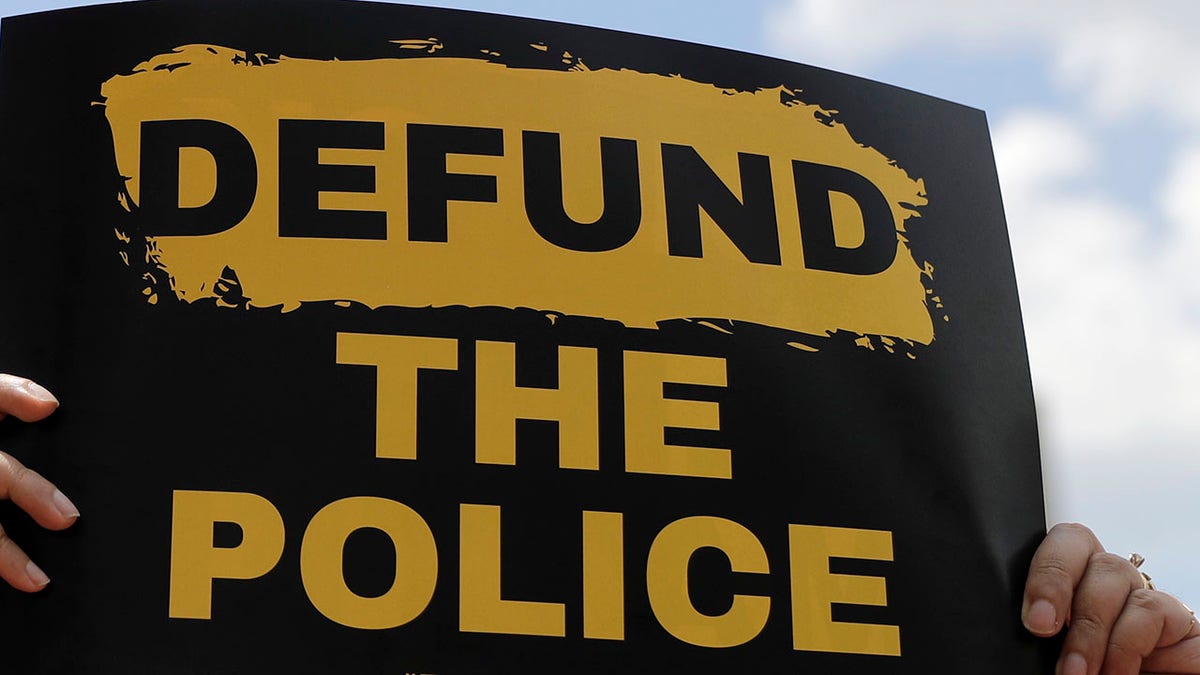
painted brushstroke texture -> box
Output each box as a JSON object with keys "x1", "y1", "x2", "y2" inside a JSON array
[{"x1": 101, "y1": 44, "x2": 935, "y2": 346}]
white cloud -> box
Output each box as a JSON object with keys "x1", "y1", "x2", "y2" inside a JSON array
[
  {"x1": 991, "y1": 110, "x2": 1094, "y2": 195},
  {"x1": 766, "y1": 0, "x2": 1200, "y2": 123},
  {"x1": 1161, "y1": 146, "x2": 1200, "y2": 289},
  {"x1": 766, "y1": 1, "x2": 1044, "y2": 68},
  {"x1": 1049, "y1": 10, "x2": 1200, "y2": 123},
  {"x1": 992, "y1": 113, "x2": 1200, "y2": 456}
]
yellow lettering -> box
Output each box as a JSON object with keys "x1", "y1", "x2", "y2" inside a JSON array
[
  {"x1": 459, "y1": 503, "x2": 566, "y2": 637},
  {"x1": 788, "y1": 524, "x2": 900, "y2": 656},
  {"x1": 645, "y1": 515, "x2": 769, "y2": 647},
  {"x1": 337, "y1": 332, "x2": 458, "y2": 460},
  {"x1": 582, "y1": 510, "x2": 624, "y2": 640},
  {"x1": 300, "y1": 496, "x2": 438, "y2": 630},
  {"x1": 168, "y1": 490, "x2": 285, "y2": 620},
  {"x1": 475, "y1": 341, "x2": 600, "y2": 469},
  {"x1": 624, "y1": 351, "x2": 729, "y2": 479}
]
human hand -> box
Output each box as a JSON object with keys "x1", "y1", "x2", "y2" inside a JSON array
[
  {"x1": 0, "y1": 374, "x2": 79, "y2": 592},
  {"x1": 1024, "y1": 522, "x2": 1200, "y2": 674}
]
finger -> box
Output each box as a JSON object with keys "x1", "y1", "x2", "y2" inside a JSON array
[
  {"x1": 1024, "y1": 523, "x2": 1104, "y2": 636},
  {"x1": 0, "y1": 521, "x2": 51, "y2": 592},
  {"x1": 0, "y1": 374, "x2": 59, "y2": 423},
  {"x1": 1141, "y1": 603, "x2": 1200, "y2": 674},
  {"x1": 0, "y1": 451, "x2": 79, "y2": 530},
  {"x1": 1142, "y1": 638, "x2": 1200, "y2": 675},
  {"x1": 1102, "y1": 590, "x2": 1198, "y2": 674},
  {"x1": 1058, "y1": 551, "x2": 1143, "y2": 675}
]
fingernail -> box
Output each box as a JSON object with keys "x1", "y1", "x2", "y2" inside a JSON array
[
  {"x1": 1061, "y1": 652, "x2": 1086, "y2": 675},
  {"x1": 25, "y1": 560, "x2": 50, "y2": 588},
  {"x1": 23, "y1": 380, "x2": 58, "y2": 405},
  {"x1": 1025, "y1": 598, "x2": 1058, "y2": 635},
  {"x1": 52, "y1": 490, "x2": 80, "y2": 519}
]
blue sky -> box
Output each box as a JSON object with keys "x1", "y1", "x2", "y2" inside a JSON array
[{"x1": 5, "y1": 0, "x2": 1198, "y2": 605}]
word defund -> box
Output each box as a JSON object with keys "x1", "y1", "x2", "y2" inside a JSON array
[{"x1": 138, "y1": 119, "x2": 898, "y2": 275}]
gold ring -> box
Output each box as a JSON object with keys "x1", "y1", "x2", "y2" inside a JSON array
[{"x1": 1129, "y1": 553, "x2": 1155, "y2": 590}]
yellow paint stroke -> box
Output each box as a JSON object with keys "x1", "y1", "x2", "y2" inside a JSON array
[
  {"x1": 787, "y1": 341, "x2": 820, "y2": 353},
  {"x1": 694, "y1": 320, "x2": 735, "y2": 335},
  {"x1": 390, "y1": 38, "x2": 443, "y2": 54},
  {"x1": 101, "y1": 44, "x2": 935, "y2": 344}
]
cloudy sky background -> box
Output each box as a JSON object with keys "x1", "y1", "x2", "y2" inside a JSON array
[{"x1": 5, "y1": 0, "x2": 1197, "y2": 603}]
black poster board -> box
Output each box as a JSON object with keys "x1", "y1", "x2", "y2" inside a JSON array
[{"x1": 0, "y1": 1, "x2": 1053, "y2": 671}]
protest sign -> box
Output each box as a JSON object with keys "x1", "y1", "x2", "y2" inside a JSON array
[{"x1": 0, "y1": 1, "x2": 1053, "y2": 671}]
